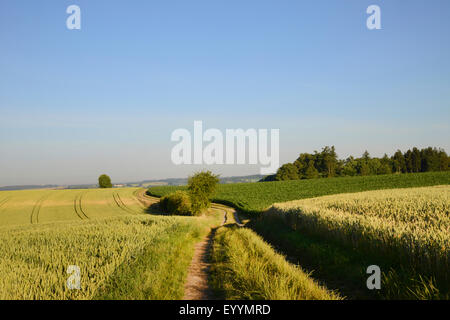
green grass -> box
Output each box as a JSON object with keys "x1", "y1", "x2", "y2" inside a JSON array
[
  {"x1": 209, "y1": 223, "x2": 341, "y2": 300},
  {"x1": 148, "y1": 171, "x2": 450, "y2": 215}
]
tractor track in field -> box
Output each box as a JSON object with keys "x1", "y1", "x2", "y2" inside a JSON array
[
  {"x1": 0, "y1": 197, "x2": 11, "y2": 211},
  {"x1": 113, "y1": 192, "x2": 138, "y2": 214},
  {"x1": 73, "y1": 192, "x2": 89, "y2": 220},
  {"x1": 134, "y1": 189, "x2": 160, "y2": 207},
  {"x1": 30, "y1": 195, "x2": 49, "y2": 224},
  {"x1": 133, "y1": 189, "x2": 147, "y2": 208},
  {"x1": 78, "y1": 194, "x2": 89, "y2": 219}
]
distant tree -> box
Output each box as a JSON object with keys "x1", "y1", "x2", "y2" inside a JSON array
[
  {"x1": 318, "y1": 146, "x2": 338, "y2": 177},
  {"x1": 362, "y1": 150, "x2": 371, "y2": 161},
  {"x1": 411, "y1": 148, "x2": 422, "y2": 173},
  {"x1": 275, "y1": 163, "x2": 299, "y2": 181},
  {"x1": 379, "y1": 154, "x2": 392, "y2": 175},
  {"x1": 335, "y1": 159, "x2": 345, "y2": 176},
  {"x1": 392, "y1": 150, "x2": 406, "y2": 173},
  {"x1": 267, "y1": 146, "x2": 448, "y2": 181},
  {"x1": 98, "y1": 174, "x2": 112, "y2": 188},
  {"x1": 421, "y1": 147, "x2": 440, "y2": 172},
  {"x1": 355, "y1": 151, "x2": 371, "y2": 176},
  {"x1": 378, "y1": 163, "x2": 392, "y2": 175},
  {"x1": 294, "y1": 153, "x2": 315, "y2": 178},
  {"x1": 438, "y1": 149, "x2": 449, "y2": 171},
  {"x1": 259, "y1": 174, "x2": 276, "y2": 182},
  {"x1": 368, "y1": 158, "x2": 382, "y2": 175},
  {"x1": 188, "y1": 171, "x2": 219, "y2": 215},
  {"x1": 305, "y1": 161, "x2": 319, "y2": 179},
  {"x1": 357, "y1": 160, "x2": 370, "y2": 176},
  {"x1": 293, "y1": 156, "x2": 306, "y2": 177},
  {"x1": 342, "y1": 156, "x2": 358, "y2": 176},
  {"x1": 404, "y1": 149, "x2": 413, "y2": 173}
]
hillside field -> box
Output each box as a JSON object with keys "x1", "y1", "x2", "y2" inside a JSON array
[{"x1": 0, "y1": 188, "x2": 147, "y2": 227}]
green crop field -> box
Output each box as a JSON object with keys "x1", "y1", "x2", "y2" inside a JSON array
[{"x1": 148, "y1": 171, "x2": 450, "y2": 215}]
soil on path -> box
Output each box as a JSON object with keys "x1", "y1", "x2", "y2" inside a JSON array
[{"x1": 183, "y1": 205, "x2": 230, "y2": 300}]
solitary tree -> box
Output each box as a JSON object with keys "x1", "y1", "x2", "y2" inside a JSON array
[
  {"x1": 98, "y1": 174, "x2": 112, "y2": 188},
  {"x1": 188, "y1": 171, "x2": 219, "y2": 215}
]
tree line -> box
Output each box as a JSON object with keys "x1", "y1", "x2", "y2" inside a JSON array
[{"x1": 263, "y1": 146, "x2": 450, "y2": 181}]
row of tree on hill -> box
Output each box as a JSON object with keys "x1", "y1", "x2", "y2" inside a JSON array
[{"x1": 263, "y1": 146, "x2": 450, "y2": 181}]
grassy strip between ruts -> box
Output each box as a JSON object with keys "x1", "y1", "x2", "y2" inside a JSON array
[
  {"x1": 209, "y1": 223, "x2": 342, "y2": 300},
  {"x1": 148, "y1": 171, "x2": 450, "y2": 215}
]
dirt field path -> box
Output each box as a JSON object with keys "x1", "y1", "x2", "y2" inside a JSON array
[
  {"x1": 183, "y1": 228, "x2": 219, "y2": 299},
  {"x1": 183, "y1": 204, "x2": 235, "y2": 300},
  {"x1": 136, "y1": 189, "x2": 238, "y2": 300}
]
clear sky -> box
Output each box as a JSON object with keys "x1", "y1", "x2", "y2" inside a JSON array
[{"x1": 1, "y1": 0, "x2": 449, "y2": 186}]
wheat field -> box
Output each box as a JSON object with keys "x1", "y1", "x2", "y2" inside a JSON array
[
  {"x1": 266, "y1": 185, "x2": 450, "y2": 289},
  {"x1": 0, "y1": 188, "x2": 147, "y2": 227},
  {"x1": 0, "y1": 188, "x2": 220, "y2": 300}
]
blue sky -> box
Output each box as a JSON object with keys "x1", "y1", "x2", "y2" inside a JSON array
[{"x1": 1, "y1": 0, "x2": 449, "y2": 186}]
